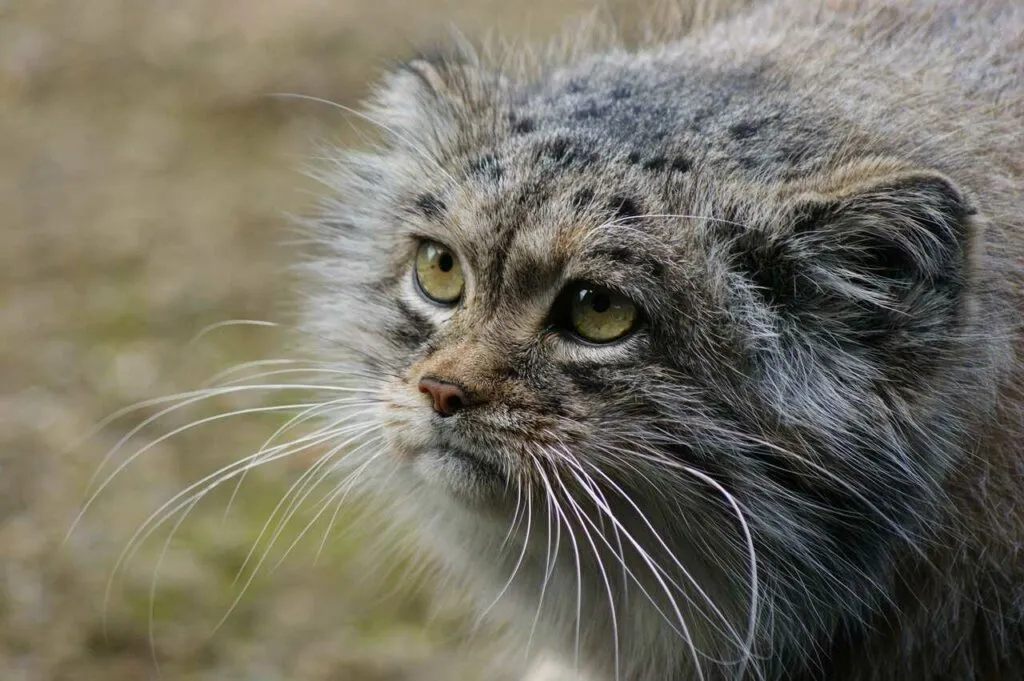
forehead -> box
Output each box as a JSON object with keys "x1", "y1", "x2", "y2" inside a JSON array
[{"x1": 434, "y1": 137, "x2": 690, "y2": 303}]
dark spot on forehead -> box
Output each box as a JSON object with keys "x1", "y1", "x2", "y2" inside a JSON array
[
  {"x1": 610, "y1": 85, "x2": 632, "y2": 100},
  {"x1": 388, "y1": 299, "x2": 434, "y2": 350},
  {"x1": 571, "y1": 188, "x2": 595, "y2": 210},
  {"x1": 627, "y1": 151, "x2": 642, "y2": 164},
  {"x1": 573, "y1": 102, "x2": 606, "y2": 120},
  {"x1": 642, "y1": 156, "x2": 668, "y2": 171},
  {"x1": 484, "y1": 220, "x2": 521, "y2": 295},
  {"x1": 566, "y1": 79, "x2": 586, "y2": 94},
  {"x1": 515, "y1": 179, "x2": 551, "y2": 209},
  {"x1": 509, "y1": 114, "x2": 536, "y2": 134},
  {"x1": 468, "y1": 154, "x2": 503, "y2": 181},
  {"x1": 593, "y1": 246, "x2": 634, "y2": 263},
  {"x1": 414, "y1": 193, "x2": 446, "y2": 220},
  {"x1": 737, "y1": 155, "x2": 760, "y2": 170},
  {"x1": 592, "y1": 245, "x2": 667, "y2": 279},
  {"x1": 729, "y1": 120, "x2": 762, "y2": 140},
  {"x1": 670, "y1": 156, "x2": 692, "y2": 173},
  {"x1": 609, "y1": 196, "x2": 642, "y2": 222},
  {"x1": 537, "y1": 138, "x2": 596, "y2": 169}
]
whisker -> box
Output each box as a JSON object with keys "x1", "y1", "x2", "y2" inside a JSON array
[
  {"x1": 221, "y1": 395, "x2": 378, "y2": 519},
  {"x1": 188, "y1": 319, "x2": 280, "y2": 346},
  {"x1": 561, "y1": 454, "x2": 709, "y2": 681},
  {"x1": 268, "y1": 92, "x2": 460, "y2": 187},
  {"x1": 309, "y1": 438, "x2": 389, "y2": 564},
  {"x1": 544, "y1": 449, "x2": 622, "y2": 681},
  {"x1": 531, "y1": 460, "x2": 585, "y2": 673},
  {"x1": 267, "y1": 436, "x2": 386, "y2": 573},
  {"x1": 581, "y1": 448, "x2": 745, "y2": 651},
  {"x1": 104, "y1": 415, "x2": 377, "y2": 616},
  {"x1": 526, "y1": 457, "x2": 561, "y2": 663},
  {"x1": 71, "y1": 400, "x2": 331, "y2": 542},
  {"x1": 208, "y1": 366, "x2": 389, "y2": 389},
  {"x1": 72, "y1": 381, "x2": 387, "y2": 510},
  {"x1": 212, "y1": 424, "x2": 382, "y2": 633},
  {"x1": 224, "y1": 417, "x2": 380, "y2": 586},
  {"x1": 472, "y1": 472, "x2": 533, "y2": 632}
]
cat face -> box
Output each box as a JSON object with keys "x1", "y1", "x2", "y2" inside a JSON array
[{"x1": 302, "y1": 54, "x2": 979, "y2": 671}]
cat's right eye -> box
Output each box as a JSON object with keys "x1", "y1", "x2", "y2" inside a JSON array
[
  {"x1": 414, "y1": 240, "x2": 465, "y2": 305},
  {"x1": 553, "y1": 282, "x2": 639, "y2": 344}
]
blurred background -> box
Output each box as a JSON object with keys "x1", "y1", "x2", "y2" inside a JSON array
[{"x1": 0, "y1": 1, "x2": 640, "y2": 680}]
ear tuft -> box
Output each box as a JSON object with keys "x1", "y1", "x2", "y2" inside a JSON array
[
  {"x1": 367, "y1": 51, "x2": 504, "y2": 151},
  {"x1": 394, "y1": 53, "x2": 471, "y2": 100}
]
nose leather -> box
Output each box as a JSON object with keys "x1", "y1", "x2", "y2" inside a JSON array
[{"x1": 418, "y1": 377, "x2": 471, "y2": 417}]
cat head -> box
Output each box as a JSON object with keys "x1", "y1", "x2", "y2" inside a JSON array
[{"x1": 301, "y1": 52, "x2": 984, "y2": 664}]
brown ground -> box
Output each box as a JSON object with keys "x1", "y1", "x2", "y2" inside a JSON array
[{"x1": 0, "y1": 2, "x2": 630, "y2": 680}]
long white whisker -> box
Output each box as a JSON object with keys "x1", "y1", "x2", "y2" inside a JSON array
[
  {"x1": 526, "y1": 458, "x2": 561, "y2": 662},
  {"x1": 212, "y1": 422, "x2": 380, "y2": 627},
  {"x1": 222, "y1": 396, "x2": 377, "y2": 519},
  {"x1": 268, "y1": 435, "x2": 386, "y2": 573},
  {"x1": 532, "y1": 461, "x2": 584, "y2": 673},
  {"x1": 70, "y1": 400, "x2": 345, "y2": 541},
  {"x1": 269, "y1": 92, "x2": 459, "y2": 187},
  {"x1": 586, "y1": 441, "x2": 748, "y2": 647},
  {"x1": 225, "y1": 416, "x2": 380, "y2": 588},
  {"x1": 72, "y1": 381, "x2": 387, "y2": 517},
  {"x1": 310, "y1": 439, "x2": 389, "y2": 564},
  {"x1": 103, "y1": 416, "x2": 376, "y2": 620},
  {"x1": 473, "y1": 473, "x2": 533, "y2": 632},
  {"x1": 188, "y1": 319, "x2": 280, "y2": 346},
  {"x1": 564, "y1": 455, "x2": 708, "y2": 681},
  {"x1": 544, "y1": 449, "x2": 622, "y2": 681}
]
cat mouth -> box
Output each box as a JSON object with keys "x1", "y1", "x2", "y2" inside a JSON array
[
  {"x1": 411, "y1": 444, "x2": 508, "y2": 502},
  {"x1": 439, "y1": 446, "x2": 506, "y2": 483}
]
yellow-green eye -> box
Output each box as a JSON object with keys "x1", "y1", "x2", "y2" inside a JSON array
[
  {"x1": 415, "y1": 240, "x2": 464, "y2": 304},
  {"x1": 565, "y1": 284, "x2": 638, "y2": 343}
]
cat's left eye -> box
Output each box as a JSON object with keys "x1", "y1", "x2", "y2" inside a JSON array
[
  {"x1": 414, "y1": 240, "x2": 464, "y2": 304},
  {"x1": 555, "y1": 282, "x2": 638, "y2": 344}
]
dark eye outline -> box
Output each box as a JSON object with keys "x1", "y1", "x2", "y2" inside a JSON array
[
  {"x1": 413, "y1": 240, "x2": 464, "y2": 306},
  {"x1": 548, "y1": 280, "x2": 642, "y2": 345}
]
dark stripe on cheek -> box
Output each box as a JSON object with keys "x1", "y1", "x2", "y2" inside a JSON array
[
  {"x1": 388, "y1": 299, "x2": 434, "y2": 349},
  {"x1": 568, "y1": 367, "x2": 608, "y2": 395}
]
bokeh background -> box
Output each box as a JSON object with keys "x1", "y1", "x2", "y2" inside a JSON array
[{"x1": 0, "y1": 1, "x2": 653, "y2": 680}]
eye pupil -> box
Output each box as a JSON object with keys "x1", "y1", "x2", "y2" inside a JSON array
[
  {"x1": 591, "y1": 293, "x2": 610, "y2": 314},
  {"x1": 438, "y1": 253, "x2": 454, "y2": 272}
]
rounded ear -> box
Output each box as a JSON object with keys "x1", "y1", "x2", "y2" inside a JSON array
[
  {"x1": 730, "y1": 165, "x2": 978, "y2": 376},
  {"x1": 781, "y1": 170, "x2": 974, "y2": 311}
]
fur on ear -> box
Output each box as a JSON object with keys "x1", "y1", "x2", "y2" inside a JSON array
[
  {"x1": 734, "y1": 162, "x2": 977, "y2": 375},
  {"x1": 789, "y1": 169, "x2": 972, "y2": 301},
  {"x1": 366, "y1": 51, "x2": 505, "y2": 151}
]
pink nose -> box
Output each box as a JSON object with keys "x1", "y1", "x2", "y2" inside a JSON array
[{"x1": 418, "y1": 377, "x2": 469, "y2": 417}]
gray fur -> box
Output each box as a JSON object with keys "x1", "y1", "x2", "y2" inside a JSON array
[{"x1": 300, "y1": 1, "x2": 1024, "y2": 679}]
